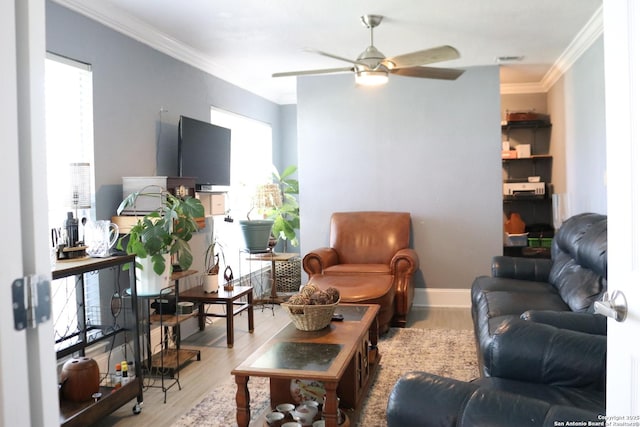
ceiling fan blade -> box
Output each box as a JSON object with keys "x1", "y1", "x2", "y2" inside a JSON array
[
  {"x1": 391, "y1": 66, "x2": 464, "y2": 80},
  {"x1": 386, "y1": 45, "x2": 460, "y2": 69},
  {"x1": 306, "y1": 49, "x2": 366, "y2": 66},
  {"x1": 272, "y1": 67, "x2": 354, "y2": 78}
]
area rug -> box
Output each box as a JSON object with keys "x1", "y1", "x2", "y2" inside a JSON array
[{"x1": 172, "y1": 328, "x2": 478, "y2": 427}]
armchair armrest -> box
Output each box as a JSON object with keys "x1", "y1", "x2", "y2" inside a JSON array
[
  {"x1": 521, "y1": 310, "x2": 607, "y2": 335},
  {"x1": 491, "y1": 256, "x2": 552, "y2": 282},
  {"x1": 302, "y1": 247, "x2": 338, "y2": 275},
  {"x1": 391, "y1": 248, "x2": 420, "y2": 275},
  {"x1": 390, "y1": 248, "x2": 420, "y2": 318},
  {"x1": 387, "y1": 372, "x2": 603, "y2": 427},
  {"x1": 387, "y1": 372, "x2": 478, "y2": 427},
  {"x1": 487, "y1": 319, "x2": 606, "y2": 389}
]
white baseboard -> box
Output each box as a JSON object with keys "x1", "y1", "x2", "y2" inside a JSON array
[{"x1": 413, "y1": 288, "x2": 471, "y2": 308}]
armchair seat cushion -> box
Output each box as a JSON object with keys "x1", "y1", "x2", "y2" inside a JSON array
[{"x1": 310, "y1": 274, "x2": 395, "y2": 334}]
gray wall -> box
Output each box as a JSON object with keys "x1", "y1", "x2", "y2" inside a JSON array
[
  {"x1": 297, "y1": 67, "x2": 503, "y2": 290},
  {"x1": 548, "y1": 36, "x2": 607, "y2": 215},
  {"x1": 46, "y1": 1, "x2": 285, "y2": 221},
  {"x1": 276, "y1": 104, "x2": 298, "y2": 173},
  {"x1": 46, "y1": 0, "x2": 606, "y2": 294}
]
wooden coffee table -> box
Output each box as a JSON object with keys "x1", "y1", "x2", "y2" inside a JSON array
[
  {"x1": 231, "y1": 304, "x2": 380, "y2": 427},
  {"x1": 178, "y1": 285, "x2": 254, "y2": 348}
]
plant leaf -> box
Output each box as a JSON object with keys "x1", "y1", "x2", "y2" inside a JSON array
[
  {"x1": 280, "y1": 165, "x2": 297, "y2": 180},
  {"x1": 151, "y1": 254, "x2": 166, "y2": 276}
]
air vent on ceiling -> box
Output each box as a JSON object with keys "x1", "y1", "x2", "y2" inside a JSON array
[{"x1": 496, "y1": 56, "x2": 524, "y2": 63}]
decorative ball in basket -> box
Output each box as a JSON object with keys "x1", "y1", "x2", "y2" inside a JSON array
[{"x1": 282, "y1": 284, "x2": 340, "y2": 331}]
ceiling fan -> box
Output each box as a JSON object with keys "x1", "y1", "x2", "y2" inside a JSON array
[{"x1": 273, "y1": 14, "x2": 464, "y2": 85}]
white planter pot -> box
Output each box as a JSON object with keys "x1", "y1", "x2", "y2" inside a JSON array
[
  {"x1": 203, "y1": 274, "x2": 219, "y2": 293},
  {"x1": 136, "y1": 254, "x2": 172, "y2": 296}
]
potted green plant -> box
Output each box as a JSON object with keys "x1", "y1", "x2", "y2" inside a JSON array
[
  {"x1": 116, "y1": 186, "x2": 204, "y2": 296},
  {"x1": 238, "y1": 182, "x2": 277, "y2": 253},
  {"x1": 265, "y1": 165, "x2": 299, "y2": 252}
]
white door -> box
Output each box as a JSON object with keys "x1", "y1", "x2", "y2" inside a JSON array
[
  {"x1": 0, "y1": 1, "x2": 59, "y2": 426},
  {"x1": 603, "y1": 0, "x2": 640, "y2": 416}
]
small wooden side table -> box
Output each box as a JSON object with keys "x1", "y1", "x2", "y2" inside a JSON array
[{"x1": 178, "y1": 285, "x2": 254, "y2": 348}]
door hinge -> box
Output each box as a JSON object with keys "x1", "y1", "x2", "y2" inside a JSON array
[{"x1": 12, "y1": 274, "x2": 51, "y2": 330}]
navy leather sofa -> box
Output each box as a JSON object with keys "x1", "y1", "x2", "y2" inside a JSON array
[{"x1": 387, "y1": 213, "x2": 608, "y2": 426}]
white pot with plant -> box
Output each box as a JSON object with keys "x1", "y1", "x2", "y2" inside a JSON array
[
  {"x1": 203, "y1": 236, "x2": 228, "y2": 293},
  {"x1": 116, "y1": 186, "x2": 204, "y2": 296}
]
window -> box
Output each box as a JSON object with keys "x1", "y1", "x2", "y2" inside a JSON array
[
  {"x1": 45, "y1": 53, "x2": 95, "y2": 229},
  {"x1": 210, "y1": 108, "x2": 273, "y2": 281},
  {"x1": 45, "y1": 53, "x2": 98, "y2": 345},
  {"x1": 210, "y1": 107, "x2": 273, "y2": 218}
]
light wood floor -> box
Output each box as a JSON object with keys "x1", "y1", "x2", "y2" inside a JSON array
[{"x1": 92, "y1": 305, "x2": 472, "y2": 427}]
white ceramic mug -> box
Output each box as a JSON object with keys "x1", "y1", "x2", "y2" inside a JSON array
[{"x1": 85, "y1": 220, "x2": 119, "y2": 257}]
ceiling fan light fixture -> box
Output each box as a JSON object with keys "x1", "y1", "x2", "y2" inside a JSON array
[{"x1": 355, "y1": 70, "x2": 389, "y2": 86}]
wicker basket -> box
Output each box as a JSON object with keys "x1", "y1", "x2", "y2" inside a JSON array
[
  {"x1": 275, "y1": 258, "x2": 302, "y2": 293},
  {"x1": 281, "y1": 300, "x2": 339, "y2": 331}
]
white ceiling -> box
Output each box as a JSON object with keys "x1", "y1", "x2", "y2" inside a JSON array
[{"x1": 53, "y1": 0, "x2": 603, "y2": 105}]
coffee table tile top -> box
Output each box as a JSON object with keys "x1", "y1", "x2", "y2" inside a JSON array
[
  {"x1": 251, "y1": 342, "x2": 343, "y2": 371},
  {"x1": 334, "y1": 305, "x2": 369, "y2": 321}
]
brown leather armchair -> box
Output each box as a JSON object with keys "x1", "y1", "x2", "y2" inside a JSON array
[{"x1": 302, "y1": 212, "x2": 420, "y2": 334}]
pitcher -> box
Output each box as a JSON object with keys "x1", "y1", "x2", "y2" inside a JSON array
[{"x1": 85, "y1": 220, "x2": 119, "y2": 258}]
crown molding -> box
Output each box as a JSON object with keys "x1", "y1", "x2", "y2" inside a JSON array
[
  {"x1": 51, "y1": 0, "x2": 280, "y2": 104},
  {"x1": 501, "y1": 5, "x2": 603, "y2": 95},
  {"x1": 500, "y1": 82, "x2": 546, "y2": 95},
  {"x1": 541, "y1": 4, "x2": 604, "y2": 92}
]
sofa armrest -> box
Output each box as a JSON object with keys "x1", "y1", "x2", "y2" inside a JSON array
[
  {"x1": 491, "y1": 256, "x2": 552, "y2": 282},
  {"x1": 302, "y1": 247, "x2": 338, "y2": 275},
  {"x1": 387, "y1": 372, "x2": 603, "y2": 427},
  {"x1": 521, "y1": 310, "x2": 607, "y2": 335},
  {"x1": 487, "y1": 319, "x2": 606, "y2": 389}
]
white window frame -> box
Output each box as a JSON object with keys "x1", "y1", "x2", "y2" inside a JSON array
[{"x1": 45, "y1": 53, "x2": 100, "y2": 344}]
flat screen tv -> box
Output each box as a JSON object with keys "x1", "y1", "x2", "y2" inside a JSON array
[{"x1": 178, "y1": 115, "x2": 231, "y2": 192}]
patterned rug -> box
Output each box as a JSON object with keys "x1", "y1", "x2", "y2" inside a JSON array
[{"x1": 172, "y1": 328, "x2": 478, "y2": 427}]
